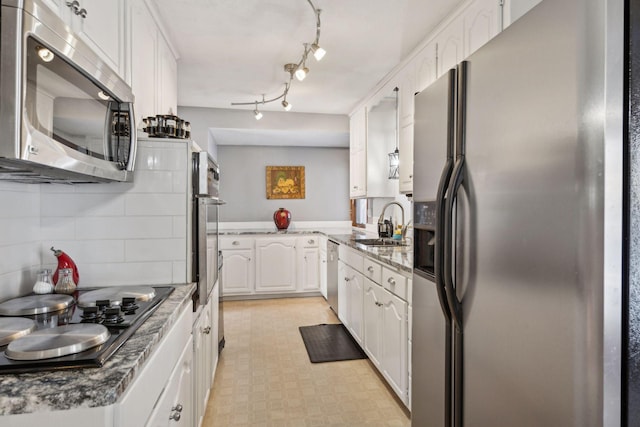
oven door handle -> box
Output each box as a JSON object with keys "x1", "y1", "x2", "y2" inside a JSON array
[{"x1": 196, "y1": 196, "x2": 226, "y2": 205}]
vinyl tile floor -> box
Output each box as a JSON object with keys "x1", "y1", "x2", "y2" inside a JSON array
[{"x1": 202, "y1": 297, "x2": 411, "y2": 427}]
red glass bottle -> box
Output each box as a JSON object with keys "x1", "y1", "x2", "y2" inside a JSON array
[{"x1": 273, "y1": 208, "x2": 291, "y2": 230}]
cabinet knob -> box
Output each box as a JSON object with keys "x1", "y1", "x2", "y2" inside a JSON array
[
  {"x1": 308, "y1": 239, "x2": 315, "y2": 244},
  {"x1": 77, "y1": 7, "x2": 87, "y2": 17},
  {"x1": 388, "y1": 277, "x2": 396, "y2": 286},
  {"x1": 172, "y1": 404, "x2": 183, "y2": 412},
  {"x1": 375, "y1": 301, "x2": 383, "y2": 307},
  {"x1": 367, "y1": 266, "x2": 374, "y2": 273},
  {"x1": 345, "y1": 277, "x2": 350, "y2": 282},
  {"x1": 232, "y1": 241, "x2": 240, "y2": 245},
  {"x1": 409, "y1": 174, "x2": 413, "y2": 178},
  {"x1": 202, "y1": 326, "x2": 211, "y2": 335},
  {"x1": 169, "y1": 412, "x2": 181, "y2": 421}
]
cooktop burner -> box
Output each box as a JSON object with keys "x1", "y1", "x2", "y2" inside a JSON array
[{"x1": 0, "y1": 286, "x2": 174, "y2": 374}]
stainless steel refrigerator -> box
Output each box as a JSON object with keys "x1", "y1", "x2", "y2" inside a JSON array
[{"x1": 411, "y1": 0, "x2": 624, "y2": 425}]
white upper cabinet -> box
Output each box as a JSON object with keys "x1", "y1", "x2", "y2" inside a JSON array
[
  {"x1": 435, "y1": 17, "x2": 463, "y2": 77},
  {"x1": 349, "y1": 107, "x2": 367, "y2": 198},
  {"x1": 415, "y1": 41, "x2": 438, "y2": 94},
  {"x1": 41, "y1": 0, "x2": 126, "y2": 78},
  {"x1": 71, "y1": 0, "x2": 126, "y2": 77},
  {"x1": 129, "y1": 0, "x2": 178, "y2": 127},
  {"x1": 463, "y1": 0, "x2": 502, "y2": 58},
  {"x1": 130, "y1": 0, "x2": 157, "y2": 127}
]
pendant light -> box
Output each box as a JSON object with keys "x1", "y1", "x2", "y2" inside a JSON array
[{"x1": 388, "y1": 87, "x2": 400, "y2": 180}]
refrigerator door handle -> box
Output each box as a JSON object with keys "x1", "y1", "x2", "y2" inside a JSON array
[{"x1": 443, "y1": 157, "x2": 464, "y2": 331}]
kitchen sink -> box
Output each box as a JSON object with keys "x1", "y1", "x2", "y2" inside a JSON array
[{"x1": 354, "y1": 238, "x2": 409, "y2": 247}]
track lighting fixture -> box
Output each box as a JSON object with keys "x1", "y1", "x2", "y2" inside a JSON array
[
  {"x1": 231, "y1": 0, "x2": 326, "y2": 118},
  {"x1": 254, "y1": 101, "x2": 263, "y2": 120},
  {"x1": 310, "y1": 43, "x2": 326, "y2": 61}
]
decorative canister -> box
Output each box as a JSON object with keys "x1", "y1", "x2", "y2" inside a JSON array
[{"x1": 273, "y1": 208, "x2": 291, "y2": 230}]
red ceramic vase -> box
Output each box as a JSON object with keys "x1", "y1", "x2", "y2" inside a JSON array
[{"x1": 273, "y1": 208, "x2": 291, "y2": 230}]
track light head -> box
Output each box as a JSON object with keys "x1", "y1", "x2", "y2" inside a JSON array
[
  {"x1": 295, "y1": 66, "x2": 309, "y2": 81},
  {"x1": 254, "y1": 109, "x2": 263, "y2": 120},
  {"x1": 310, "y1": 43, "x2": 326, "y2": 61},
  {"x1": 282, "y1": 100, "x2": 292, "y2": 111}
]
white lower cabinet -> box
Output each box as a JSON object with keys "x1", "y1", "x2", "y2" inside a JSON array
[
  {"x1": 146, "y1": 336, "x2": 193, "y2": 427},
  {"x1": 363, "y1": 278, "x2": 383, "y2": 368},
  {"x1": 298, "y1": 236, "x2": 320, "y2": 292},
  {"x1": 345, "y1": 264, "x2": 364, "y2": 345},
  {"x1": 339, "y1": 246, "x2": 411, "y2": 407},
  {"x1": 192, "y1": 291, "x2": 217, "y2": 427},
  {"x1": 381, "y1": 290, "x2": 408, "y2": 403},
  {"x1": 255, "y1": 237, "x2": 297, "y2": 292},
  {"x1": 338, "y1": 260, "x2": 347, "y2": 324},
  {"x1": 221, "y1": 235, "x2": 322, "y2": 298}
]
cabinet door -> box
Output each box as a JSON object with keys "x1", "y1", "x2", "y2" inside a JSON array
[
  {"x1": 338, "y1": 261, "x2": 348, "y2": 324},
  {"x1": 415, "y1": 41, "x2": 438, "y2": 93},
  {"x1": 146, "y1": 336, "x2": 193, "y2": 427},
  {"x1": 363, "y1": 278, "x2": 383, "y2": 368},
  {"x1": 71, "y1": 0, "x2": 125, "y2": 77},
  {"x1": 347, "y1": 269, "x2": 364, "y2": 345},
  {"x1": 463, "y1": 0, "x2": 502, "y2": 58},
  {"x1": 381, "y1": 290, "x2": 408, "y2": 403},
  {"x1": 300, "y1": 247, "x2": 320, "y2": 291},
  {"x1": 255, "y1": 237, "x2": 297, "y2": 292},
  {"x1": 320, "y1": 249, "x2": 327, "y2": 299},
  {"x1": 192, "y1": 310, "x2": 208, "y2": 427},
  {"x1": 399, "y1": 122, "x2": 414, "y2": 194},
  {"x1": 158, "y1": 34, "x2": 178, "y2": 115},
  {"x1": 210, "y1": 281, "x2": 219, "y2": 384},
  {"x1": 349, "y1": 107, "x2": 367, "y2": 198},
  {"x1": 130, "y1": 0, "x2": 158, "y2": 127},
  {"x1": 435, "y1": 17, "x2": 464, "y2": 77},
  {"x1": 221, "y1": 249, "x2": 254, "y2": 295}
]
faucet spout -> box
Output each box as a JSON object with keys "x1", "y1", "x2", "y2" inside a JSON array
[{"x1": 378, "y1": 201, "x2": 405, "y2": 237}]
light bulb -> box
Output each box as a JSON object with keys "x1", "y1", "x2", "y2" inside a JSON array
[
  {"x1": 254, "y1": 110, "x2": 263, "y2": 120},
  {"x1": 311, "y1": 44, "x2": 326, "y2": 61},
  {"x1": 295, "y1": 66, "x2": 308, "y2": 81},
  {"x1": 37, "y1": 46, "x2": 55, "y2": 63},
  {"x1": 97, "y1": 91, "x2": 110, "y2": 101},
  {"x1": 282, "y1": 100, "x2": 292, "y2": 111}
]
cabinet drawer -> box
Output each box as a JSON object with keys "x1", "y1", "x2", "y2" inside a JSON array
[
  {"x1": 220, "y1": 237, "x2": 254, "y2": 250},
  {"x1": 363, "y1": 258, "x2": 382, "y2": 284},
  {"x1": 298, "y1": 235, "x2": 319, "y2": 248},
  {"x1": 382, "y1": 268, "x2": 408, "y2": 300},
  {"x1": 339, "y1": 245, "x2": 364, "y2": 272}
]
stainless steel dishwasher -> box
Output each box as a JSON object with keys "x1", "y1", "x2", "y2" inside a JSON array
[{"x1": 327, "y1": 239, "x2": 339, "y2": 314}]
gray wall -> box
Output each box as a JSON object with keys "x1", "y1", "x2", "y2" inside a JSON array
[{"x1": 218, "y1": 145, "x2": 350, "y2": 222}]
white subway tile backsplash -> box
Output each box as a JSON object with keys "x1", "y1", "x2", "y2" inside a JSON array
[
  {"x1": 172, "y1": 217, "x2": 188, "y2": 238},
  {"x1": 81, "y1": 261, "x2": 174, "y2": 286},
  {"x1": 0, "y1": 217, "x2": 40, "y2": 246},
  {"x1": 171, "y1": 170, "x2": 188, "y2": 194},
  {"x1": 125, "y1": 238, "x2": 186, "y2": 262},
  {"x1": 137, "y1": 143, "x2": 188, "y2": 171},
  {"x1": 0, "y1": 242, "x2": 39, "y2": 276},
  {"x1": 0, "y1": 189, "x2": 39, "y2": 218},
  {"x1": 130, "y1": 170, "x2": 175, "y2": 193},
  {"x1": 40, "y1": 240, "x2": 125, "y2": 265},
  {"x1": 41, "y1": 193, "x2": 126, "y2": 217},
  {"x1": 172, "y1": 261, "x2": 188, "y2": 284},
  {"x1": 0, "y1": 270, "x2": 34, "y2": 301},
  {"x1": 40, "y1": 216, "x2": 77, "y2": 240},
  {"x1": 125, "y1": 194, "x2": 187, "y2": 216},
  {"x1": 75, "y1": 216, "x2": 174, "y2": 239}
]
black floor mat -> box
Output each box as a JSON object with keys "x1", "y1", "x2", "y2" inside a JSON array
[{"x1": 298, "y1": 323, "x2": 368, "y2": 363}]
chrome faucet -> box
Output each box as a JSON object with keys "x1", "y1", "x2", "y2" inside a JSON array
[{"x1": 378, "y1": 201, "x2": 405, "y2": 238}]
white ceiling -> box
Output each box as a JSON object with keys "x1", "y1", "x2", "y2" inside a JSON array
[{"x1": 153, "y1": 0, "x2": 463, "y2": 116}]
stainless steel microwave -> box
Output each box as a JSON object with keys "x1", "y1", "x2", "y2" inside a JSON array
[{"x1": 0, "y1": 0, "x2": 136, "y2": 183}]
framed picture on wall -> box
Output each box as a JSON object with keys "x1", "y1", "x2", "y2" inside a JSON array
[{"x1": 266, "y1": 166, "x2": 305, "y2": 199}]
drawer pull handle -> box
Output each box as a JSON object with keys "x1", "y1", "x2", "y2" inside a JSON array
[
  {"x1": 367, "y1": 266, "x2": 374, "y2": 273},
  {"x1": 232, "y1": 241, "x2": 240, "y2": 245},
  {"x1": 388, "y1": 278, "x2": 396, "y2": 286}
]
